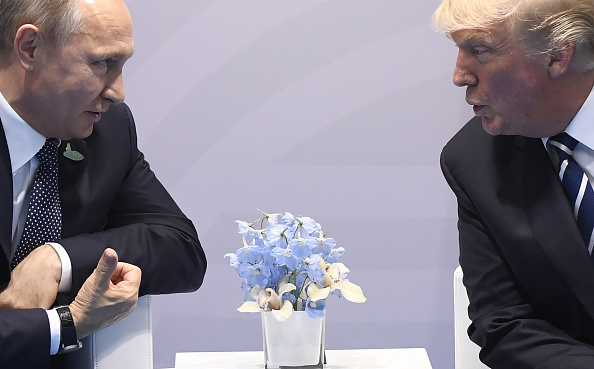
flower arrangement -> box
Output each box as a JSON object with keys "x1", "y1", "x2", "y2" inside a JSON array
[{"x1": 225, "y1": 210, "x2": 366, "y2": 321}]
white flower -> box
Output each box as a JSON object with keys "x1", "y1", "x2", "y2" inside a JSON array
[
  {"x1": 236, "y1": 283, "x2": 297, "y2": 317},
  {"x1": 307, "y1": 263, "x2": 366, "y2": 303}
]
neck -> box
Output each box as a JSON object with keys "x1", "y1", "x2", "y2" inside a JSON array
[{"x1": 542, "y1": 69, "x2": 594, "y2": 136}]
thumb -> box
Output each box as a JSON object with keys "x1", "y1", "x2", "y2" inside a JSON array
[{"x1": 93, "y1": 248, "x2": 118, "y2": 285}]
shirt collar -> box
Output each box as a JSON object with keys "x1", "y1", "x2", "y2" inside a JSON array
[
  {"x1": 0, "y1": 91, "x2": 45, "y2": 174},
  {"x1": 563, "y1": 84, "x2": 594, "y2": 149}
]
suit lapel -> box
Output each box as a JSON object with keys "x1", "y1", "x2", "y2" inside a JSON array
[
  {"x1": 521, "y1": 136, "x2": 594, "y2": 317},
  {"x1": 58, "y1": 139, "x2": 89, "y2": 239},
  {"x1": 0, "y1": 123, "x2": 12, "y2": 280}
]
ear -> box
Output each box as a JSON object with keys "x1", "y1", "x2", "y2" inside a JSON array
[
  {"x1": 14, "y1": 24, "x2": 44, "y2": 71},
  {"x1": 547, "y1": 41, "x2": 575, "y2": 80}
]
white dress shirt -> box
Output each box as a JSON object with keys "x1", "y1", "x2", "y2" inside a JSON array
[
  {"x1": 0, "y1": 91, "x2": 72, "y2": 355},
  {"x1": 544, "y1": 84, "x2": 594, "y2": 181}
]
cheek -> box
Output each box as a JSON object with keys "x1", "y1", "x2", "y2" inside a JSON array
[
  {"x1": 488, "y1": 70, "x2": 543, "y2": 110},
  {"x1": 64, "y1": 81, "x2": 101, "y2": 105},
  {"x1": 487, "y1": 70, "x2": 518, "y2": 99}
]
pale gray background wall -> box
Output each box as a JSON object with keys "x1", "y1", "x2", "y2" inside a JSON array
[{"x1": 121, "y1": 1, "x2": 469, "y2": 368}]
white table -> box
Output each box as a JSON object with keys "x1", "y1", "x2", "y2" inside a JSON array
[{"x1": 174, "y1": 348, "x2": 433, "y2": 369}]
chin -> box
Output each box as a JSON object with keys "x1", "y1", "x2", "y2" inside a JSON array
[
  {"x1": 69, "y1": 124, "x2": 95, "y2": 140},
  {"x1": 481, "y1": 116, "x2": 511, "y2": 136}
]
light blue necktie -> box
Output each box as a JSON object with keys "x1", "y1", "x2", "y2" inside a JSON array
[
  {"x1": 548, "y1": 132, "x2": 594, "y2": 255},
  {"x1": 11, "y1": 138, "x2": 62, "y2": 269}
]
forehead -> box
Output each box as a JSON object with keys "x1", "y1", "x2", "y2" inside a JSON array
[
  {"x1": 60, "y1": 0, "x2": 134, "y2": 61},
  {"x1": 451, "y1": 23, "x2": 511, "y2": 46},
  {"x1": 73, "y1": 0, "x2": 134, "y2": 56}
]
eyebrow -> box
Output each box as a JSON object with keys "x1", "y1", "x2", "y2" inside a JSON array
[
  {"x1": 95, "y1": 49, "x2": 135, "y2": 61},
  {"x1": 456, "y1": 31, "x2": 494, "y2": 43}
]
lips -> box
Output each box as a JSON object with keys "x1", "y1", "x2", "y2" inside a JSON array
[
  {"x1": 466, "y1": 98, "x2": 485, "y2": 115},
  {"x1": 87, "y1": 111, "x2": 103, "y2": 122},
  {"x1": 473, "y1": 105, "x2": 484, "y2": 115},
  {"x1": 87, "y1": 106, "x2": 109, "y2": 122}
]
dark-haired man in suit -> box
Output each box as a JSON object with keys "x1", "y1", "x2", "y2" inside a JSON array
[{"x1": 0, "y1": 0, "x2": 207, "y2": 367}]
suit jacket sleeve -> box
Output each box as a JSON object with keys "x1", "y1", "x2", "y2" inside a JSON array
[
  {"x1": 56, "y1": 103, "x2": 207, "y2": 300},
  {"x1": 0, "y1": 308, "x2": 51, "y2": 368},
  {"x1": 441, "y1": 118, "x2": 594, "y2": 369}
]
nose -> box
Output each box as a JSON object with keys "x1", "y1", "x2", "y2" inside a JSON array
[
  {"x1": 102, "y1": 72, "x2": 125, "y2": 104},
  {"x1": 453, "y1": 50, "x2": 477, "y2": 87}
]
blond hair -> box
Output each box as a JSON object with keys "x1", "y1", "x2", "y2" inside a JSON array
[
  {"x1": 0, "y1": 0, "x2": 84, "y2": 63},
  {"x1": 433, "y1": 0, "x2": 594, "y2": 71}
]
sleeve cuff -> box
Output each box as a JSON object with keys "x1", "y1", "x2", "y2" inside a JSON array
[
  {"x1": 46, "y1": 308, "x2": 61, "y2": 355},
  {"x1": 47, "y1": 242, "x2": 72, "y2": 293}
]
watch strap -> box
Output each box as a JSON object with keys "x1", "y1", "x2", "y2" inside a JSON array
[{"x1": 55, "y1": 305, "x2": 82, "y2": 354}]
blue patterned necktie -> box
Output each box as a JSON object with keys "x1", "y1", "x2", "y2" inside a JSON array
[
  {"x1": 548, "y1": 132, "x2": 594, "y2": 255},
  {"x1": 11, "y1": 138, "x2": 62, "y2": 269}
]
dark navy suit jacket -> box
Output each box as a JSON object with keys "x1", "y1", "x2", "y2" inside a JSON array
[
  {"x1": 0, "y1": 103, "x2": 207, "y2": 368},
  {"x1": 442, "y1": 116, "x2": 594, "y2": 368}
]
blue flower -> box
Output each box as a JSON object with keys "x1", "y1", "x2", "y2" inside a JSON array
[
  {"x1": 235, "y1": 245, "x2": 263, "y2": 265},
  {"x1": 224, "y1": 252, "x2": 239, "y2": 268},
  {"x1": 326, "y1": 247, "x2": 345, "y2": 263},
  {"x1": 260, "y1": 244, "x2": 277, "y2": 267},
  {"x1": 265, "y1": 224, "x2": 289, "y2": 248},
  {"x1": 239, "y1": 263, "x2": 271, "y2": 288},
  {"x1": 305, "y1": 254, "x2": 326, "y2": 285},
  {"x1": 281, "y1": 212, "x2": 298, "y2": 227},
  {"x1": 235, "y1": 220, "x2": 260, "y2": 244},
  {"x1": 310, "y1": 235, "x2": 336, "y2": 257},
  {"x1": 261, "y1": 211, "x2": 281, "y2": 225},
  {"x1": 305, "y1": 298, "x2": 326, "y2": 319},
  {"x1": 289, "y1": 237, "x2": 312, "y2": 259},
  {"x1": 240, "y1": 279, "x2": 252, "y2": 300},
  {"x1": 271, "y1": 246, "x2": 300, "y2": 270},
  {"x1": 282, "y1": 213, "x2": 320, "y2": 237},
  {"x1": 296, "y1": 216, "x2": 319, "y2": 236},
  {"x1": 252, "y1": 230, "x2": 266, "y2": 247},
  {"x1": 236, "y1": 220, "x2": 253, "y2": 236}
]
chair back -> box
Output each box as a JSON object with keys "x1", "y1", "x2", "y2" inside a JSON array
[
  {"x1": 454, "y1": 267, "x2": 488, "y2": 369},
  {"x1": 64, "y1": 294, "x2": 153, "y2": 369}
]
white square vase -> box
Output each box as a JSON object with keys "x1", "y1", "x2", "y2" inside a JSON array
[{"x1": 261, "y1": 311, "x2": 325, "y2": 369}]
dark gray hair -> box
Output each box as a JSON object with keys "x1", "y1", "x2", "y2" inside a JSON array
[{"x1": 0, "y1": 0, "x2": 84, "y2": 62}]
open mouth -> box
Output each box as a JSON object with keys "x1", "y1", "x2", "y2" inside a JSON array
[
  {"x1": 472, "y1": 105, "x2": 485, "y2": 115},
  {"x1": 87, "y1": 111, "x2": 102, "y2": 122}
]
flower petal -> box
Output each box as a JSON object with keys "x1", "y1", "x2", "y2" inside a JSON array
[
  {"x1": 277, "y1": 282, "x2": 296, "y2": 297},
  {"x1": 307, "y1": 283, "x2": 330, "y2": 301},
  {"x1": 327, "y1": 262, "x2": 350, "y2": 283},
  {"x1": 271, "y1": 300, "x2": 294, "y2": 321},
  {"x1": 331, "y1": 281, "x2": 366, "y2": 303},
  {"x1": 249, "y1": 286, "x2": 263, "y2": 299},
  {"x1": 266, "y1": 288, "x2": 281, "y2": 310},
  {"x1": 237, "y1": 301, "x2": 262, "y2": 312}
]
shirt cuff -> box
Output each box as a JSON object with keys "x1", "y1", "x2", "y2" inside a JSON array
[
  {"x1": 46, "y1": 308, "x2": 61, "y2": 355},
  {"x1": 47, "y1": 242, "x2": 72, "y2": 293}
]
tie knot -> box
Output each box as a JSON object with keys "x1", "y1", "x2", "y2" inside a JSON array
[
  {"x1": 36, "y1": 138, "x2": 59, "y2": 165},
  {"x1": 549, "y1": 132, "x2": 579, "y2": 155}
]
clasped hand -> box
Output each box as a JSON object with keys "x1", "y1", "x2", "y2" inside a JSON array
[{"x1": 0, "y1": 244, "x2": 61, "y2": 309}]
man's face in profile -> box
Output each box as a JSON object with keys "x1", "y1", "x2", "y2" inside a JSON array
[
  {"x1": 22, "y1": 0, "x2": 134, "y2": 140},
  {"x1": 450, "y1": 24, "x2": 554, "y2": 137}
]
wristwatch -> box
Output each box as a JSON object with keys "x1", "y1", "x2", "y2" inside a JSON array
[{"x1": 55, "y1": 306, "x2": 83, "y2": 354}]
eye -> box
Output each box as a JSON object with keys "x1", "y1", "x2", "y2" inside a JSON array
[
  {"x1": 96, "y1": 59, "x2": 111, "y2": 68},
  {"x1": 472, "y1": 46, "x2": 489, "y2": 55}
]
